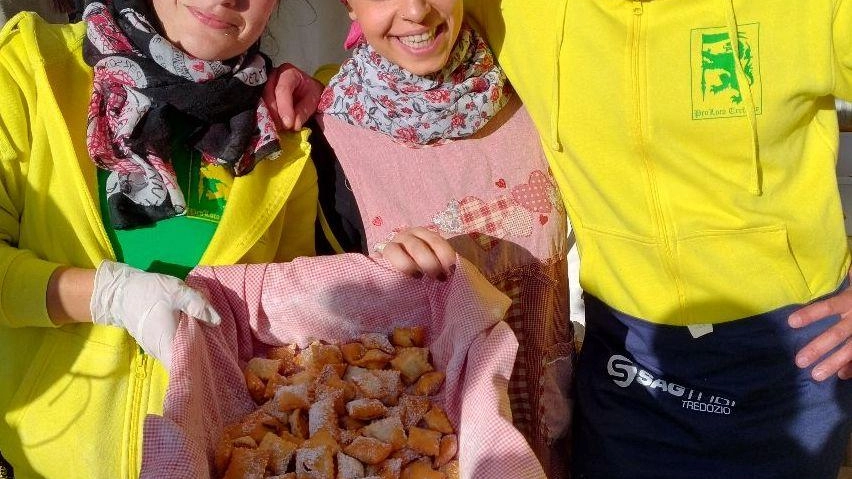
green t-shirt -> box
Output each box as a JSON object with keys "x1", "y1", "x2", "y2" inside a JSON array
[{"x1": 97, "y1": 139, "x2": 233, "y2": 279}]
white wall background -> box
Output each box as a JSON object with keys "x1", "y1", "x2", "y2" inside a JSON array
[{"x1": 262, "y1": 1, "x2": 351, "y2": 76}]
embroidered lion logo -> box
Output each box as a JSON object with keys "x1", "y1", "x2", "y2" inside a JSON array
[{"x1": 700, "y1": 31, "x2": 754, "y2": 105}]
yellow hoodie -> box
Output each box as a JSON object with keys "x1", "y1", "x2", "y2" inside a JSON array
[
  {"x1": 0, "y1": 13, "x2": 317, "y2": 478},
  {"x1": 467, "y1": 0, "x2": 852, "y2": 325}
]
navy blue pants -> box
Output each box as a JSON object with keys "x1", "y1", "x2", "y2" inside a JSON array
[{"x1": 571, "y1": 290, "x2": 852, "y2": 479}]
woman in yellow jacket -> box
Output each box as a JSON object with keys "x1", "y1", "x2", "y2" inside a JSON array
[{"x1": 0, "y1": 1, "x2": 319, "y2": 477}]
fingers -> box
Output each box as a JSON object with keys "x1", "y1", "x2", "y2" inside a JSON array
[
  {"x1": 174, "y1": 287, "x2": 221, "y2": 326},
  {"x1": 262, "y1": 67, "x2": 290, "y2": 131},
  {"x1": 152, "y1": 303, "x2": 177, "y2": 370},
  {"x1": 788, "y1": 284, "x2": 852, "y2": 380},
  {"x1": 807, "y1": 338, "x2": 852, "y2": 381},
  {"x1": 157, "y1": 344, "x2": 172, "y2": 370},
  {"x1": 263, "y1": 63, "x2": 324, "y2": 131},
  {"x1": 381, "y1": 228, "x2": 456, "y2": 280},
  {"x1": 262, "y1": 66, "x2": 286, "y2": 131},
  {"x1": 292, "y1": 74, "x2": 324, "y2": 130},
  {"x1": 839, "y1": 361, "x2": 852, "y2": 380},
  {"x1": 788, "y1": 292, "x2": 849, "y2": 328},
  {"x1": 795, "y1": 316, "x2": 852, "y2": 380},
  {"x1": 263, "y1": 64, "x2": 295, "y2": 131},
  {"x1": 273, "y1": 69, "x2": 298, "y2": 131},
  {"x1": 133, "y1": 299, "x2": 179, "y2": 370}
]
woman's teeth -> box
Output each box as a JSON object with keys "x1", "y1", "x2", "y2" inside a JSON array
[{"x1": 399, "y1": 29, "x2": 436, "y2": 48}]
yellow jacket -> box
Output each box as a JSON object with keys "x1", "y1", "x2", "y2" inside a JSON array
[
  {"x1": 0, "y1": 13, "x2": 317, "y2": 478},
  {"x1": 467, "y1": 0, "x2": 852, "y2": 325}
]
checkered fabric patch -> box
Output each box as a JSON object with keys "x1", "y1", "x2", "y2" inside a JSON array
[
  {"x1": 459, "y1": 195, "x2": 512, "y2": 236},
  {"x1": 492, "y1": 260, "x2": 574, "y2": 479},
  {"x1": 497, "y1": 278, "x2": 531, "y2": 431}
]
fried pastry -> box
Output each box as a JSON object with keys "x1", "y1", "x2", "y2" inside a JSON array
[
  {"x1": 216, "y1": 332, "x2": 458, "y2": 478},
  {"x1": 422, "y1": 405, "x2": 454, "y2": 435},
  {"x1": 410, "y1": 372, "x2": 445, "y2": 397},
  {"x1": 391, "y1": 327, "x2": 426, "y2": 348},
  {"x1": 294, "y1": 445, "x2": 334, "y2": 479},
  {"x1": 433, "y1": 435, "x2": 457, "y2": 469},
  {"x1": 407, "y1": 427, "x2": 441, "y2": 457},
  {"x1": 346, "y1": 398, "x2": 388, "y2": 420},
  {"x1": 390, "y1": 348, "x2": 434, "y2": 385},
  {"x1": 362, "y1": 416, "x2": 407, "y2": 451},
  {"x1": 343, "y1": 436, "x2": 394, "y2": 465}
]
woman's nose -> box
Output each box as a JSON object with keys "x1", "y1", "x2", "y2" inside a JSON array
[
  {"x1": 216, "y1": 0, "x2": 239, "y2": 10},
  {"x1": 400, "y1": 0, "x2": 431, "y2": 23}
]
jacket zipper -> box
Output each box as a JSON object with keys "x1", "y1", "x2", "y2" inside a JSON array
[
  {"x1": 631, "y1": 1, "x2": 685, "y2": 319},
  {"x1": 127, "y1": 351, "x2": 148, "y2": 477}
]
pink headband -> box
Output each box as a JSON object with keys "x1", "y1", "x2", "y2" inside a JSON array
[
  {"x1": 344, "y1": 21, "x2": 364, "y2": 49},
  {"x1": 340, "y1": 0, "x2": 365, "y2": 49}
]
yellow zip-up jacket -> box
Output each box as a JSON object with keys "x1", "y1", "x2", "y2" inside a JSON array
[
  {"x1": 0, "y1": 14, "x2": 317, "y2": 478},
  {"x1": 467, "y1": 0, "x2": 852, "y2": 325}
]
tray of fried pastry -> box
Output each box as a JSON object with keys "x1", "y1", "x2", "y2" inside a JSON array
[
  {"x1": 140, "y1": 254, "x2": 547, "y2": 479},
  {"x1": 215, "y1": 329, "x2": 458, "y2": 478}
]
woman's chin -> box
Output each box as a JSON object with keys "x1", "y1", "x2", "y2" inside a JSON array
[
  {"x1": 177, "y1": 36, "x2": 245, "y2": 62},
  {"x1": 399, "y1": 58, "x2": 449, "y2": 77}
]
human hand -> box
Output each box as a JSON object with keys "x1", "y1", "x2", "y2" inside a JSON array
[
  {"x1": 262, "y1": 62, "x2": 324, "y2": 131},
  {"x1": 90, "y1": 260, "x2": 220, "y2": 369},
  {"x1": 788, "y1": 280, "x2": 852, "y2": 381},
  {"x1": 379, "y1": 227, "x2": 457, "y2": 281}
]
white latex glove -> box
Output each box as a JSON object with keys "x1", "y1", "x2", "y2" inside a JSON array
[{"x1": 90, "y1": 260, "x2": 220, "y2": 369}]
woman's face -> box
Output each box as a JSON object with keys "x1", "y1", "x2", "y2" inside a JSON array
[
  {"x1": 151, "y1": 0, "x2": 277, "y2": 61},
  {"x1": 347, "y1": 0, "x2": 464, "y2": 76}
]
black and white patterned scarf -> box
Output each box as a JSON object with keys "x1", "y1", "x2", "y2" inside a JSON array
[{"x1": 83, "y1": 0, "x2": 279, "y2": 229}]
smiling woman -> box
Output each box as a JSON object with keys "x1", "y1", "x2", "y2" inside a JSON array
[
  {"x1": 311, "y1": 0, "x2": 575, "y2": 477},
  {"x1": 152, "y1": 0, "x2": 278, "y2": 60},
  {"x1": 0, "y1": 0, "x2": 320, "y2": 477},
  {"x1": 344, "y1": 0, "x2": 463, "y2": 76}
]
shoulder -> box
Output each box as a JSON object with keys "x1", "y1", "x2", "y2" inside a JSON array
[
  {"x1": 314, "y1": 63, "x2": 341, "y2": 87},
  {"x1": 1, "y1": 13, "x2": 87, "y2": 74}
]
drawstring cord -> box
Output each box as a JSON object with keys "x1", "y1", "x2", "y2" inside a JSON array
[
  {"x1": 548, "y1": 0, "x2": 569, "y2": 152},
  {"x1": 724, "y1": 0, "x2": 762, "y2": 195}
]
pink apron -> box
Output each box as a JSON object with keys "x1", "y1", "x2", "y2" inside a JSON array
[{"x1": 318, "y1": 95, "x2": 575, "y2": 478}]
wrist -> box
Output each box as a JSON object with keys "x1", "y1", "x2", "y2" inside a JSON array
[{"x1": 47, "y1": 266, "x2": 96, "y2": 325}]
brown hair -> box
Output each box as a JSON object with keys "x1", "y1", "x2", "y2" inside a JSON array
[{"x1": 51, "y1": 0, "x2": 77, "y2": 13}]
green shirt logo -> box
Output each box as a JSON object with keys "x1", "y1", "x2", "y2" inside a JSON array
[
  {"x1": 691, "y1": 24, "x2": 762, "y2": 120},
  {"x1": 187, "y1": 159, "x2": 231, "y2": 222}
]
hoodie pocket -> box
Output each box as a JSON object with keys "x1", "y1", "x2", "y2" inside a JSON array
[
  {"x1": 5, "y1": 327, "x2": 131, "y2": 478},
  {"x1": 677, "y1": 224, "x2": 812, "y2": 322}
]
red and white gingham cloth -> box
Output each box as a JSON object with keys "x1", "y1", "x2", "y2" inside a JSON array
[{"x1": 140, "y1": 254, "x2": 547, "y2": 478}]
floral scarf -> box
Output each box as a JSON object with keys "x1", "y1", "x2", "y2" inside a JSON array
[
  {"x1": 83, "y1": 0, "x2": 279, "y2": 229},
  {"x1": 319, "y1": 25, "x2": 510, "y2": 147}
]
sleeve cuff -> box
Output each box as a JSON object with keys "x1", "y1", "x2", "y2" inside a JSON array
[{"x1": 0, "y1": 250, "x2": 62, "y2": 328}]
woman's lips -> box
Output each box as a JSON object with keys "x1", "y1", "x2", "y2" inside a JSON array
[
  {"x1": 187, "y1": 6, "x2": 234, "y2": 30},
  {"x1": 395, "y1": 24, "x2": 446, "y2": 54}
]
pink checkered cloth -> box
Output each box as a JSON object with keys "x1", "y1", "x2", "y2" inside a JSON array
[{"x1": 140, "y1": 253, "x2": 547, "y2": 478}]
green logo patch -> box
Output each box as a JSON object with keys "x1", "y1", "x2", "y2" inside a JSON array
[
  {"x1": 691, "y1": 23, "x2": 762, "y2": 120},
  {"x1": 186, "y1": 160, "x2": 231, "y2": 223}
]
